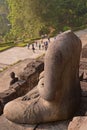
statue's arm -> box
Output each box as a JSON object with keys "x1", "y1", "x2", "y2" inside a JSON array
[
  {"x1": 22, "y1": 86, "x2": 39, "y2": 100},
  {"x1": 37, "y1": 77, "x2": 56, "y2": 101}
]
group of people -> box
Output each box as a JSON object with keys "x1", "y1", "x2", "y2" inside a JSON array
[{"x1": 26, "y1": 38, "x2": 50, "y2": 53}]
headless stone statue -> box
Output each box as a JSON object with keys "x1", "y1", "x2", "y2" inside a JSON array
[
  {"x1": 10, "y1": 72, "x2": 18, "y2": 86},
  {"x1": 4, "y1": 30, "x2": 82, "y2": 124}
]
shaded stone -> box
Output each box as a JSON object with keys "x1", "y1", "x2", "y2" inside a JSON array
[
  {"x1": 0, "y1": 80, "x2": 27, "y2": 115},
  {"x1": 68, "y1": 82, "x2": 87, "y2": 130},
  {"x1": 79, "y1": 59, "x2": 87, "y2": 81},
  {"x1": 80, "y1": 58, "x2": 87, "y2": 70},
  {"x1": 82, "y1": 44, "x2": 87, "y2": 58},
  {"x1": 4, "y1": 30, "x2": 82, "y2": 124},
  {"x1": 76, "y1": 81, "x2": 87, "y2": 116},
  {"x1": 19, "y1": 59, "x2": 44, "y2": 90},
  {"x1": 36, "y1": 121, "x2": 69, "y2": 130}
]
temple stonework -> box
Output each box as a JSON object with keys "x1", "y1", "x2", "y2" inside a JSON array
[{"x1": 4, "y1": 30, "x2": 82, "y2": 124}]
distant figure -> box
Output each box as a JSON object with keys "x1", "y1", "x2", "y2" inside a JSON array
[
  {"x1": 45, "y1": 41, "x2": 48, "y2": 50},
  {"x1": 41, "y1": 40, "x2": 43, "y2": 44},
  {"x1": 35, "y1": 41, "x2": 37, "y2": 47},
  {"x1": 42, "y1": 44, "x2": 44, "y2": 50},
  {"x1": 10, "y1": 72, "x2": 18, "y2": 85},
  {"x1": 39, "y1": 44, "x2": 41, "y2": 50},
  {"x1": 32, "y1": 43, "x2": 35, "y2": 53},
  {"x1": 54, "y1": 36, "x2": 56, "y2": 40},
  {"x1": 27, "y1": 43, "x2": 30, "y2": 49},
  {"x1": 48, "y1": 37, "x2": 50, "y2": 42}
]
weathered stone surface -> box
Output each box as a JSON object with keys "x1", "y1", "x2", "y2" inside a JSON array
[
  {"x1": 0, "y1": 59, "x2": 44, "y2": 115},
  {"x1": 0, "y1": 115, "x2": 35, "y2": 130},
  {"x1": 4, "y1": 30, "x2": 82, "y2": 124},
  {"x1": 82, "y1": 44, "x2": 87, "y2": 58},
  {"x1": 80, "y1": 58, "x2": 87, "y2": 70},
  {"x1": 79, "y1": 58, "x2": 87, "y2": 81},
  {"x1": 79, "y1": 58, "x2": 87, "y2": 79},
  {"x1": 36, "y1": 121, "x2": 69, "y2": 130},
  {"x1": 1, "y1": 75, "x2": 87, "y2": 129},
  {"x1": 0, "y1": 80, "x2": 27, "y2": 103},
  {"x1": 68, "y1": 117, "x2": 87, "y2": 130},
  {"x1": 0, "y1": 80, "x2": 27, "y2": 115},
  {"x1": 19, "y1": 59, "x2": 44, "y2": 90},
  {"x1": 68, "y1": 81, "x2": 87, "y2": 130},
  {"x1": 0, "y1": 115, "x2": 70, "y2": 130},
  {"x1": 76, "y1": 81, "x2": 87, "y2": 116},
  {"x1": 81, "y1": 81, "x2": 87, "y2": 97}
]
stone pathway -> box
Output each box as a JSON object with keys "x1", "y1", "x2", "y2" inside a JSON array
[
  {"x1": 75, "y1": 28, "x2": 87, "y2": 47},
  {"x1": 75, "y1": 28, "x2": 87, "y2": 37},
  {"x1": 0, "y1": 30, "x2": 86, "y2": 70},
  {"x1": 0, "y1": 45, "x2": 45, "y2": 69},
  {"x1": 0, "y1": 37, "x2": 54, "y2": 71}
]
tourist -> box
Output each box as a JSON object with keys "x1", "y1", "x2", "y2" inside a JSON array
[
  {"x1": 42, "y1": 44, "x2": 44, "y2": 50},
  {"x1": 48, "y1": 37, "x2": 50, "y2": 42},
  {"x1": 27, "y1": 43, "x2": 30, "y2": 49},
  {"x1": 39, "y1": 43, "x2": 41, "y2": 50},
  {"x1": 35, "y1": 41, "x2": 37, "y2": 47},
  {"x1": 45, "y1": 41, "x2": 48, "y2": 50},
  {"x1": 32, "y1": 43, "x2": 35, "y2": 53}
]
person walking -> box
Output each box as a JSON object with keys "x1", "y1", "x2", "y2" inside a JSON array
[
  {"x1": 32, "y1": 43, "x2": 35, "y2": 53},
  {"x1": 39, "y1": 43, "x2": 41, "y2": 50},
  {"x1": 27, "y1": 43, "x2": 30, "y2": 49}
]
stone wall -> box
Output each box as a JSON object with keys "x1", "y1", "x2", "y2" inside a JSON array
[{"x1": 0, "y1": 58, "x2": 44, "y2": 115}]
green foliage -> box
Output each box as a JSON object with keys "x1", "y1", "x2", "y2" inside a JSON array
[
  {"x1": 5, "y1": 0, "x2": 87, "y2": 40},
  {"x1": 63, "y1": 26, "x2": 71, "y2": 31},
  {"x1": 0, "y1": 0, "x2": 10, "y2": 36},
  {"x1": 0, "y1": 41, "x2": 14, "y2": 52}
]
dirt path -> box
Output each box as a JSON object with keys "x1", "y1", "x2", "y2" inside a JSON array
[{"x1": 75, "y1": 28, "x2": 87, "y2": 47}]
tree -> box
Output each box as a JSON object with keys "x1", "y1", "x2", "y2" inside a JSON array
[
  {"x1": 0, "y1": 0, "x2": 9, "y2": 36},
  {"x1": 6, "y1": 0, "x2": 87, "y2": 40}
]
